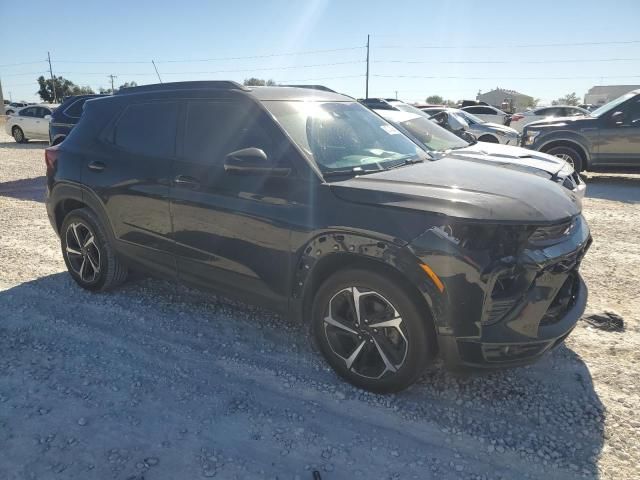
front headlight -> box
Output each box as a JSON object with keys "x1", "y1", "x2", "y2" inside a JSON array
[{"x1": 523, "y1": 130, "x2": 540, "y2": 146}]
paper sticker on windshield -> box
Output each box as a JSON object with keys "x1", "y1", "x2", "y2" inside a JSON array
[{"x1": 380, "y1": 125, "x2": 401, "y2": 135}]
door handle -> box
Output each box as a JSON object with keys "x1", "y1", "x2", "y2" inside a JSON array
[
  {"x1": 174, "y1": 175, "x2": 200, "y2": 188},
  {"x1": 88, "y1": 161, "x2": 105, "y2": 172}
]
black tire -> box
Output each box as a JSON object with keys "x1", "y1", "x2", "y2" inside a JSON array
[
  {"x1": 60, "y1": 208, "x2": 128, "y2": 292},
  {"x1": 12, "y1": 126, "x2": 26, "y2": 143},
  {"x1": 545, "y1": 145, "x2": 583, "y2": 172},
  {"x1": 478, "y1": 135, "x2": 499, "y2": 143},
  {"x1": 312, "y1": 268, "x2": 435, "y2": 393}
]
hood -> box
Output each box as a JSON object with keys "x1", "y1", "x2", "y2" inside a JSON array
[
  {"x1": 525, "y1": 115, "x2": 597, "y2": 130},
  {"x1": 329, "y1": 158, "x2": 581, "y2": 223},
  {"x1": 482, "y1": 122, "x2": 518, "y2": 134},
  {"x1": 443, "y1": 142, "x2": 566, "y2": 175}
]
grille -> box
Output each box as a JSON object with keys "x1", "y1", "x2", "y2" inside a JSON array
[
  {"x1": 529, "y1": 218, "x2": 574, "y2": 246},
  {"x1": 486, "y1": 298, "x2": 519, "y2": 324}
]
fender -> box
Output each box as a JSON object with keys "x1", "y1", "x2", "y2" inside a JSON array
[{"x1": 289, "y1": 230, "x2": 443, "y2": 328}]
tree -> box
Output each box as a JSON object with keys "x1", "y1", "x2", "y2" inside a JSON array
[
  {"x1": 552, "y1": 92, "x2": 580, "y2": 106},
  {"x1": 425, "y1": 95, "x2": 444, "y2": 104},
  {"x1": 99, "y1": 81, "x2": 138, "y2": 95},
  {"x1": 37, "y1": 76, "x2": 94, "y2": 102},
  {"x1": 243, "y1": 78, "x2": 276, "y2": 86},
  {"x1": 525, "y1": 97, "x2": 540, "y2": 108}
]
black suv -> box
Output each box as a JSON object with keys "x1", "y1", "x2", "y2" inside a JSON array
[
  {"x1": 522, "y1": 90, "x2": 640, "y2": 171},
  {"x1": 49, "y1": 94, "x2": 106, "y2": 145},
  {"x1": 45, "y1": 81, "x2": 591, "y2": 392}
]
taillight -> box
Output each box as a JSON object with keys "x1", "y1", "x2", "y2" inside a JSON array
[
  {"x1": 45, "y1": 145, "x2": 59, "y2": 174},
  {"x1": 511, "y1": 114, "x2": 524, "y2": 122}
]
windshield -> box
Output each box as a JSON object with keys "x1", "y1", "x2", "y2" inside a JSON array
[
  {"x1": 264, "y1": 101, "x2": 429, "y2": 174},
  {"x1": 590, "y1": 92, "x2": 636, "y2": 117},
  {"x1": 456, "y1": 110, "x2": 484, "y2": 124},
  {"x1": 398, "y1": 115, "x2": 469, "y2": 151}
]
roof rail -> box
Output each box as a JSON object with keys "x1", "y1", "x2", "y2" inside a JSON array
[
  {"x1": 280, "y1": 84, "x2": 337, "y2": 93},
  {"x1": 116, "y1": 81, "x2": 249, "y2": 95}
]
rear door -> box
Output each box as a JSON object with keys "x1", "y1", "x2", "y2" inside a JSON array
[
  {"x1": 595, "y1": 98, "x2": 640, "y2": 166},
  {"x1": 16, "y1": 106, "x2": 38, "y2": 136},
  {"x1": 83, "y1": 100, "x2": 179, "y2": 276},
  {"x1": 170, "y1": 98, "x2": 302, "y2": 311}
]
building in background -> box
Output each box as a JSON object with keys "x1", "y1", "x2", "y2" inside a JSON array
[
  {"x1": 584, "y1": 85, "x2": 640, "y2": 106},
  {"x1": 477, "y1": 88, "x2": 534, "y2": 112}
]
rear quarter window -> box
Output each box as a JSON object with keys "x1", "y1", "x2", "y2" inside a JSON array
[
  {"x1": 113, "y1": 102, "x2": 179, "y2": 157},
  {"x1": 65, "y1": 99, "x2": 88, "y2": 118}
]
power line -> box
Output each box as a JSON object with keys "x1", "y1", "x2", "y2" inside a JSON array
[
  {"x1": 375, "y1": 39, "x2": 640, "y2": 49},
  {"x1": 52, "y1": 46, "x2": 366, "y2": 65},
  {"x1": 374, "y1": 57, "x2": 640, "y2": 65},
  {"x1": 0, "y1": 60, "x2": 47, "y2": 68},
  {"x1": 372, "y1": 74, "x2": 640, "y2": 80},
  {"x1": 275, "y1": 74, "x2": 365, "y2": 82}
]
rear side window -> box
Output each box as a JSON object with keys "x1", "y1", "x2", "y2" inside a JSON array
[
  {"x1": 114, "y1": 102, "x2": 178, "y2": 157},
  {"x1": 65, "y1": 98, "x2": 88, "y2": 118},
  {"x1": 466, "y1": 106, "x2": 495, "y2": 114},
  {"x1": 183, "y1": 101, "x2": 275, "y2": 165},
  {"x1": 20, "y1": 107, "x2": 37, "y2": 117}
]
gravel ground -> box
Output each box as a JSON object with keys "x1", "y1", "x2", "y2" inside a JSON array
[{"x1": 0, "y1": 131, "x2": 639, "y2": 480}]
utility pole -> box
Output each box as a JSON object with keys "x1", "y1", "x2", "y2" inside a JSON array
[
  {"x1": 108, "y1": 74, "x2": 117, "y2": 94},
  {"x1": 152, "y1": 60, "x2": 163, "y2": 83},
  {"x1": 365, "y1": 34, "x2": 370, "y2": 99},
  {"x1": 395, "y1": 90, "x2": 398, "y2": 100},
  {"x1": 47, "y1": 51, "x2": 57, "y2": 103},
  {"x1": 0, "y1": 77, "x2": 4, "y2": 112}
]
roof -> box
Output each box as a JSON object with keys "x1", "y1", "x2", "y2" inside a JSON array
[
  {"x1": 478, "y1": 88, "x2": 532, "y2": 99},
  {"x1": 112, "y1": 81, "x2": 351, "y2": 102}
]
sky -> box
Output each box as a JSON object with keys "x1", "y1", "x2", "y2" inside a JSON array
[{"x1": 1, "y1": 0, "x2": 640, "y2": 105}]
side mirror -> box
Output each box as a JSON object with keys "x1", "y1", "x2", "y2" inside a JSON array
[
  {"x1": 610, "y1": 111, "x2": 625, "y2": 126},
  {"x1": 224, "y1": 147, "x2": 291, "y2": 177},
  {"x1": 44, "y1": 115, "x2": 52, "y2": 120}
]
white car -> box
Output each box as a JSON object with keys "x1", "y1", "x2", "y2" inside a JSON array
[
  {"x1": 4, "y1": 101, "x2": 29, "y2": 115},
  {"x1": 509, "y1": 105, "x2": 590, "y2": 132},
  {"x1": 5, "y1": 104, "x2": 58, "y2": 143},
  {"x1": 461, "y1": 105, "x2": 509, "y2": 125}
]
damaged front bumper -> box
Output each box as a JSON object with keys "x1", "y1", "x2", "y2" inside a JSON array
[{"x1": 408, "y1": 214, "x2": 592, "y2": 369}]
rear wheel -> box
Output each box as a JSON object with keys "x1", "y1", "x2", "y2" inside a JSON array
[
  {"x1": 546, "y1": 145, "x2": 583, "y2": 172},
  {"x1": 312, "y1": 268, "x2": 435, "y2": 393},
  {"x1": 12, "y1": 126, "x2": 26, "y2": 143},
  {"x1": 478, "y1": 134, "x2": 499, "y2": 143},
  {"x1": 60, "y1": 208, "x2": 128, "y2": 292}
]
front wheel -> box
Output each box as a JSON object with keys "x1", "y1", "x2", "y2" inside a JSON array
[
  {"x1": 12, "y1": 126, "x2": 26, "y2": 143},
  {"x1": 60, "y1": 208, "x2": 128, "y2": 292},
  {"x1": 546, "y1": 146, "x2": 583, "y2": 172},
  {"x1": 312, "y1": 268, "x2": 435, "y2": 393}
]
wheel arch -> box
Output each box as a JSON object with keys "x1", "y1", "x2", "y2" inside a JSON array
[{"x1": 292, "y1": 232, "x2": 438, "y2": 348}]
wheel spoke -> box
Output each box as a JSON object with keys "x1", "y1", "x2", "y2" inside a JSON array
[
  {"x1": 372, "y1": 337, "x2": 397, "y2": 374},
  {"x1": 86, "y1": 251, "x2": 99, "y2": 274},
  {"x1": 79, "y1": 257, "x2": 86, "y2": 280},
  {"x1": 324, "y1": 315, "x2": 358, "y2": 335},
  {"x1": 368, "y1": 316, "x2": 402, "y2": 330},
  {"x1": 70, "y1": 223, "x2": 82, "y2": 248},
  {"x1": 350, "y1": 287, "x2": 364, "y2": 325},
  {"x1": 66, "y1": 246, "x2": 82, "y2": 256},
  {"x1": 83, "y1": 235, "x2": 95, "y2": 248},
  {"x1": 345, "y1": 341, "x2": 366, "y2": 370}
]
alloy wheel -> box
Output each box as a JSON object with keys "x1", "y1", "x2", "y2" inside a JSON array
[
  {"x1": 65, "y1": 222, "x2": 101, "y2": 283},
  {"x1": 323, "y1": 287, "x2": 408, "y2": 379},
  {"x1": 13, "y1": 127, "x2": 23, "y2": 142},
  {"x1": 554, "y1": 153, "x2": 575, "y2": 168}
]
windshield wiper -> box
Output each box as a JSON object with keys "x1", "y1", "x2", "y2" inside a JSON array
[
  {"x1": 384, "y1": 156, "x2": 425, "y2": 170},
  {"x1": 322, "y1": 166, "x2": 384, "y2": 178}
]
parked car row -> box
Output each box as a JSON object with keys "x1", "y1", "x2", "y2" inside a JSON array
[
  {"x1": 45, "y1": 81, "x2": 591, "y2": 392},
  {"x1": 4, "y1": 104, "x2": 59, "y2": 143}
]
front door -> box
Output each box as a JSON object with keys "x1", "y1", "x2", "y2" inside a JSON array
[
  {"x1": 596, "y1": 98, "x2": 640, "y2": 166},
  {"x1": 16, "y1": 106, "x2": 39, "y2": 136},
  {"x1": 170, "y1": 99, "x2": 305, "y2": 312}
]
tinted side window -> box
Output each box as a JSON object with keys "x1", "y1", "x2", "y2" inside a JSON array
[
  {"x1": 65, "y1": 98, "x2": 88, "y2": 118},
  {"x1": 623, "y1": 100, "x2": 640, "y2": 125},
  {"x1": 184, "y1": 101, "x2": 277, "y2": 165},
  {"x1": 20, "y1": 107, "x2": 36, "y2": 117},
  {"x1": 36, "y1": 107, "x2": 51, "y2": 118},
  {"x1": 114, "y1": 102, "x2": 178, "y2": 157}
]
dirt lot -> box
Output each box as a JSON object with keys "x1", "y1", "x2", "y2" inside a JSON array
[{"x1": 0, "y1": 131, "x2": 638, "y2": 480}]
